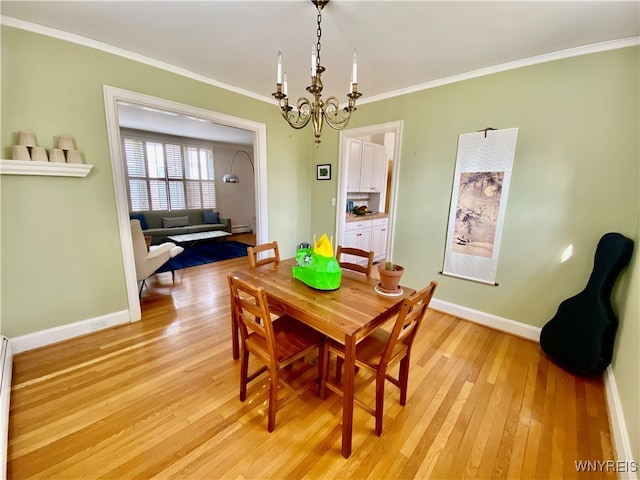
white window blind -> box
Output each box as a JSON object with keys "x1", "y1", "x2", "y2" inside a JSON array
[{"x1": 122, "y1": 133, "x2": 216, "y2": 212}]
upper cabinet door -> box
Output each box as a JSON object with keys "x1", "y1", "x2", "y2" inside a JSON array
[
  {"x1": 371, "y1": 143, "x2": 387, "y2": 193},
  {"x1": 345, "y1": 139, "x2": 387, "y2": 194},
  {"x1": 359, "y1": 142, "x2": 376, "y2": 191},
  {"x1": 346, "y1": 138, "x2": 363, "y2": 192}
]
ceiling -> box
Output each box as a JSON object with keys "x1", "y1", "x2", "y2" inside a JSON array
[
  {"x1": 2, "y1": 1, "x2": 638, "y2": 144},
  {"x1": 117, "y1": 102, "x2": 256, "y2": 146}
]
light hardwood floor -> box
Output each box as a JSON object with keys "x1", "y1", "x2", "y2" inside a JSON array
[{"x1": 8, "y1": 238, "x2": 615, "y2": 479}]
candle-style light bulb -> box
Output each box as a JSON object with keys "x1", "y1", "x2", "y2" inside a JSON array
[
  {"x1": 277, "y1": 51, "x2": 283, "y2": 84},
  {"x1": 352, "y1": 49, "x2": 358, "y2": 84},
  {"x1": 283, "y1": 72, "x2": 288, "y2": 96},
  {"x1": 311, "y1": 44, "x2": 317, "y2": 77}
]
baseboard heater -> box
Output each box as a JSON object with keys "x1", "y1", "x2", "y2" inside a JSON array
[
  {"x1": 0, "y1": 337, "x2": 12, "y2": 480},
  {"x1": 231, "y1": 224, "x2": 251, "y2": 234}
]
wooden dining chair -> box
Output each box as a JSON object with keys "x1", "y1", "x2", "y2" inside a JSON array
[
  {"x1": 227, "y1": 273, "x2": 325, "y2": 432},
  {"x1": 231, "y1": 241, "x2": 281, "y2": 360},
  {"x1": 247, "y1": 241, "x2": 280, "y2": 268},
  {"x1": 320, "y1": 281, "x2": 437, "y2": 436},
  {"x1": 336, "y1": 245, "x2": 375, "y2": 276}
]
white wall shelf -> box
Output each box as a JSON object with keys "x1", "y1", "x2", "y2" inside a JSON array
[{"x1": 0, "y1": 159, "x2": 93, "y2": 177}]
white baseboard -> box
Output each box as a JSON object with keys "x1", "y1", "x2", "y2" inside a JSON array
[
  {"x1": 604, "y1": 368, "x2": 638, "y2": 480},
  {"x1": 430, "y1": 298, "x2": 542, "y2": 341},
  {"x1": 0, "y1": 337, "x2": 12, "y2": 480},
  {"x1": 9, "y1": 310, "x2": 130, "y2": 354}
]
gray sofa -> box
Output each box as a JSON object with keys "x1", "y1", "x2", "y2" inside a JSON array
[{"x1": 130, "y1": 209, "x2": 231, "y2": 244}]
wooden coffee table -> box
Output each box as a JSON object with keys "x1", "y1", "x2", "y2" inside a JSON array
[{"x1": 167, "y1": 230, "x2": 231, "y2": 246}]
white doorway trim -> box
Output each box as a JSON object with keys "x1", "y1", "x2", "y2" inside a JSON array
[
  {"x1": 335, "y1": 121, "x2": 403, "y2": 263},
  {"x1": 103, "y1": 85, "x2": 268, "y2": 322}
]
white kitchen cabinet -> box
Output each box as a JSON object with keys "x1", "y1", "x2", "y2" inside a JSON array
[
  {"x1": 359, "y1": 142, "x2": 375, "y2": 191},
  {"x1": 372, "y1": 143, "x2": 387, "y2": 192},
  {"x1": 371, "y1": 217, "x2": 388, "y2": 262},
  {"x1": 346, "y1": 138, "x2": 363, "y2": 192},
  {"x1": 360, "y1": 142, "x2": 386, "y2": 193},
  {"x1": 346, "y1": 139, "x2": 386, "y2": 194},
  {"x1": 343, "y1": 219, "x2": 372, "y2": 264},
  {"x1": 343, "y1": 216, "x2": 389, "y2": 264}
]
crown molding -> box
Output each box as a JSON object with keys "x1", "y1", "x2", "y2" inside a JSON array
[
  {"x1": 2, "y1": 16, "x2": 638, "y2": 107},
  {"x1": 360, "y1": 36, "x2": 640, "y2": 105},
  {"x1": 0, "y1": 15, "x2": 274, "y2": 105}
]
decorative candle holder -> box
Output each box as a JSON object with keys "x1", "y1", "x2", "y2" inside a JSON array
[
  {"x1": 65, "y1": 150, "x2": 83, "y2": 164},
  {"x1": 57, "y1": 135, "x2": 76, "y2": 151},
  {"x1": 49, "y1": 148, "x2": 66, "y2": 163},
  {"x1": 12, "y1": 145, "x2": 31, "y2": 161},
  {"x1": 17, "y1": 131, "x2": 37, "y2": 147},
  {"x1": 30, "y1": 146, "x2": 48, "y2": 162}
]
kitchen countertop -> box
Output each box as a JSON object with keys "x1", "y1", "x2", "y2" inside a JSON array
[{"x1": 346, "y1": 212, "x2": 388, "y2": 222}]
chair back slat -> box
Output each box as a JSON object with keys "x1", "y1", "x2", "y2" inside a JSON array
[
  {"x1": 336, "y1": 245, "x2": 374, "y2": 276},
  {"x1": 248, "y1": 241, "x2": 280, "y2": 268},
  {"x1": 380, "y1": 281, "x2": 437, "y2": 366},
  {"x1": 227, "y1": 273, "x2": 277, "y2": 354}
]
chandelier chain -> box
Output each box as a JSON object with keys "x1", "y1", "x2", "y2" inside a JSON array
[{"x1": 316, "y1": 9, "x2": 322, "y2": 67}]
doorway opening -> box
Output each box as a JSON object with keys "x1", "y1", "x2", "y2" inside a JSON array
[
  {"x1": 103, "y1": 86, "x2": 268, "y2": 322},
  {"x1": 335, "y1": 121, "x2": 403, "y2": 264}
]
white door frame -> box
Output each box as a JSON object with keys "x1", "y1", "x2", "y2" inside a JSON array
[
  {"x1": 103, "y1": 85, "x2": 268, "y2": 322},
  {"x1": 335, "y1": 121, "x2": 403, "y2": 262}
]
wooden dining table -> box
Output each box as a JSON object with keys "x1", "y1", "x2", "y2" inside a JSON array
[{"x1": 231, "y1": 257, "x2": 416, "y2": 458}]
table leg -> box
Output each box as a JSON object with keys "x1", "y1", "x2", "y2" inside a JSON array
[{"x1": 341, "y1": 335, "x2": 356, "y2": 458}]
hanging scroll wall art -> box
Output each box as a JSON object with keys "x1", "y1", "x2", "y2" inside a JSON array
[{"x1": 442, "y1": 128, "x2": 519, "y2": 285}]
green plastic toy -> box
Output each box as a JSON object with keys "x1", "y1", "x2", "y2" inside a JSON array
[{"x1": 292, "y1": 234, "x2": 342, "y2": 290}]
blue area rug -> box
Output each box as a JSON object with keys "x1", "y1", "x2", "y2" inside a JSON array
[{"x1": 157, "y1": 240, "x2": 250, "y2": 272}]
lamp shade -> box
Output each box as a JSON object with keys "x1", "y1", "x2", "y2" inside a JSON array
[
  {"x1": 223, "y1": 151, "x2": 254, "y2": 183},
  {"x1": 223, "y1": 172, "x2": 239, "y2": 183}
]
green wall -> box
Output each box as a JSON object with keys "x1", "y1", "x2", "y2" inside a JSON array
[
  {"x1": 310, "y1": 47, "x2": 639, "y2": 458},
  {"x1": 0, "y1": 26, "x2": 313, "y2": 337},
  {"x1": 614, "y1": 212, "x2": 639, "y2": 461},
  {"x1": 1, "y1": 26, "x2": 638, "y2": 460},
  {"x1": 313, "y1": 47, "x2": 638, "y2": 327}
]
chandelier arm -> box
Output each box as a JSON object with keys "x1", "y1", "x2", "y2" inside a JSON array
[
  {"x1": 323, "y1": 96, "x2": 354, "y2": 130},
  {"x1": 281, "y1": 97, "x2": 313, "y2": 129}
]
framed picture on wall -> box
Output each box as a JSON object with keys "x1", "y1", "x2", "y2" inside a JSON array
[{"x1": 316, "y1": 164, "x2": 331, "y2": 180}]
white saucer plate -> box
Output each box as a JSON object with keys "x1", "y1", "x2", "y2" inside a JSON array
[{"x1": 375, "y1": 284, "x2": 404, "y2": 297}]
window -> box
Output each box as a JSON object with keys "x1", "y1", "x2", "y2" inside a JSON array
[{"x1": 122, "y1": 132, "x2": 217, "y2": 212}]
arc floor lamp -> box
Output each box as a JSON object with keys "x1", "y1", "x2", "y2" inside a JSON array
[{"x1": 223, "y1": 150, "x2": 254, "y2": 184}]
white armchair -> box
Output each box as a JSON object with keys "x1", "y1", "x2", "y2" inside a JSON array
[{"x1": 130, "y1": 219, "x2": 184, "y2": 295}]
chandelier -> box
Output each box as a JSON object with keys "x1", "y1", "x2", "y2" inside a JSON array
[{"x1": 272, "y1": 0, "x2": 362, "y2": 144}]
